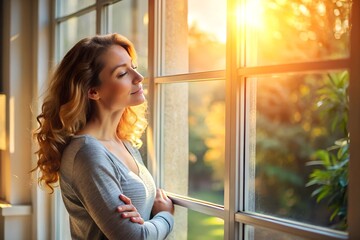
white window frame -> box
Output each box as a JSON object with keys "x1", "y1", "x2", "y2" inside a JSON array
[{"x1": 148, "y1": 0, "x2": 360, "y2": 240}]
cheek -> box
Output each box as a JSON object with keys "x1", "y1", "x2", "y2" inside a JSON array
[
  {"x1": 98, "y1": 78, "x2": 132, "y2": 107},
  {"x1": 107, "y1": 82, "x2": 131, "y2": 100},
  {"x1": 115, "y1": 81, "x2": 131, "y2": 95}
]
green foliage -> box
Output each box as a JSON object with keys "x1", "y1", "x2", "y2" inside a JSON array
[
  {"x1": 254, "y1": 75, "x2": 328, "y2": 222},
  {"x1": 187, "y1": 190, "x2": 224, "y2": 240},
  {"x1": 306, "y1": 71, "x2": 349, "y2": 230}
]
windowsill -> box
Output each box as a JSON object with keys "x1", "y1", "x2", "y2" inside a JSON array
[{"x1": 0, "y1": 200, "x2": 32, "y2": 217}]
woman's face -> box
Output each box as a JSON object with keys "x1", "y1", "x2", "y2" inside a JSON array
[{"x1": 96, "y1": 45, "x2": 145, "y2": 110}]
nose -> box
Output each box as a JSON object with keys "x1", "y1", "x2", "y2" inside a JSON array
[{"x1": 132, "y1": 68, "x2": 143, "y2": 84}]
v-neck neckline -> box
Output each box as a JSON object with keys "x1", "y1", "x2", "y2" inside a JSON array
[{"x1": 74, "y1": 134, "x2": 142, "y2": 178}]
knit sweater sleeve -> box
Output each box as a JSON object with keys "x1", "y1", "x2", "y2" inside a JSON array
[{"x1": 69, "y1": 143, "x2": 174, "y2": 240}]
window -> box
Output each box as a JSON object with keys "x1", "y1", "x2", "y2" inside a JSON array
[
  {"x1": 151, "y1": 0, "x2": 356, "y2": 239},
  {"x1": 239, "y1": 1, "x2": 351, "y2": 239},
  {"x1": 151, "y1": 0, "x2": 227, "y2": 239}
]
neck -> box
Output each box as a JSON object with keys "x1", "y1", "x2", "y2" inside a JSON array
[{"x1": 79, "y1": 109, "x2": 125, "y2": 141}]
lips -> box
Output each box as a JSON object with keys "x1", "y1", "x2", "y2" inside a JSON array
[{"x1": 131, "y1": 88, "x2": 143, "y2": 95}]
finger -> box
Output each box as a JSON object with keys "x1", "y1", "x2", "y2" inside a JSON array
[
  {"x1": 155, "y1": 189, "x2": 162, "y2": 198},
  {"x1": 130, "y1": 217, "x2": 144, "y2": 224},
  {"x1": 119, "y1": 194, "x2": 131, "y2": 204},
  {"x1": 159, "y1": 189, "x2": 167, "y2": 199},
  {"x1": 117, "y1": 205, "x2": 136, "y2": 213},
  {"x1": 121, "y1": 212, "x2": 140, "y2": 218}
]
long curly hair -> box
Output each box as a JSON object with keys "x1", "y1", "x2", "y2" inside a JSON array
[{"x1": 33, "y1": 33, "x2": 147, "y2": 192}]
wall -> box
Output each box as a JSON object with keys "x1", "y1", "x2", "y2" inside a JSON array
[{"x1": 0, "y1": 0, "x2": 52, "y2": 239}]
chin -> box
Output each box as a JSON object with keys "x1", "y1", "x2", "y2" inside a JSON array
[{"x1": 131, "y1": 96, "x2": 146, "y2": 106}]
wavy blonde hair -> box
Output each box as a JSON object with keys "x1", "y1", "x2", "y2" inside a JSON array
[{"x1": 33, "y1": 33, "x2": 147, "y2": 192}]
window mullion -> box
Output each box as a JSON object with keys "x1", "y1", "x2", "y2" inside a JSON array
[
  {"x1": 154, "y1": 70, "x2": 225, "y2": 83},
  {"x1": 96, "y1": 0, "x2": 102, "y2": 34},
  {"x1": 238, "y1": 59, "x2": 350, "y2": 77},
  {"x1": 235, "y1": 213, "x2": 348, "y2": 240},
  {"x1": 225, "y1": 0, "x2": 241, "y2": 239},
  {"x1": 55, "y1": 5, "x2": 96, "y2": 22},
  {"x1": 168, "y1": 192, "x2": 224, "y2": 219}
]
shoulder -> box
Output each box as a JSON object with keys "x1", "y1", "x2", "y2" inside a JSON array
[
  {"x1": 64, "y1": 134, "x2": 103, "y2": 154},
  {"x1": 61, "y1": 135, "x2": 121, "y2": 185},
  {"x1": 62, "y1": 135, "x2": 112, "y2": 169}
]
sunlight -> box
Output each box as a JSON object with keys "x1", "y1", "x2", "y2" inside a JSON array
[
  {"x1": 201, "y1": 216, "x2": 224, "y2": 226},
  {"x1": 236, "y1": 0, "x2": 265, "y2": 31},
  {"x1": 188, "y1": 0, "x2": 227, "y2": 43}
]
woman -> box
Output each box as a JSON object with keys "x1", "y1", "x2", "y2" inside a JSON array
[{"x1": 33, "y1": 33, "x2": 174, "y2": 239}]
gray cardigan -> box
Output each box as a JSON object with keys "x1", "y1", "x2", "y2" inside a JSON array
[{"x1": 59, "y1": 135, "x2": 173, "y2": 240}]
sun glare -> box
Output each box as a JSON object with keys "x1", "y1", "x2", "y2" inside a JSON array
[
  {"x1": 188, "y1": 0, "x2": 227, "y2": 44},
  {"x1": 236, "y1": 0, "x2": 265, "y2": 30}
]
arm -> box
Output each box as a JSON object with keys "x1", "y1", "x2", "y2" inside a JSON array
[
  {"x1": 72, "y1": 146, "x2": 173, "y2": 240},
  {"x1": 118, "y1": 189, "x2": 174, "y2": 224},
  {"x1": 118, "y1": 194, "x2": 144, "y2": 224}
]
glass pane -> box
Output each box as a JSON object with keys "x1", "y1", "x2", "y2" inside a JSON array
[
  {"x1": 107, "y1": 0, "x2": 148, "y2": 77},
  {"x1": 139, "y1": 85, "x2": 149, "y2": 166},
  {"x1": 57, "y1": 12, "x2": 96, "y2": 60},
  {"x1": 168, "y1": 206, "x2": 224, "y2": 240},
  {"x1": 162, "y1": 0, "x2": 226, "y2": 75},
  {"x1": 246, "y1": 71, "x2": 349, "y2": 231},
  {"x1": 244, "y1": 0, "x2": 351, "y2": 66},
  {"x1": 56, "y1": 0, "x2": 95, "y2": 17},
  {"x1": 245, "y1": 224, "x2": 309, "y2": 240},
  {"x1": 162, "y1": 80, "x2": 225, "y2": 205},
  {"x1": 188, "y1": 210, "x2": 224, "y2": 240}
]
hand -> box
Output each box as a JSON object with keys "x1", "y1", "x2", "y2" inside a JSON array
[
  {"x1": 151, "y1": 189, "x2": 174, "y2": 217},
  {"x1": 117, "y1": 194, "x2": 144, "y2": 224}
]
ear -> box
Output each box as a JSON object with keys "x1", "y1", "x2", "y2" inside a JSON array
[{"x1": 88, "y1": 87, "x2": 100, "y2": 100}]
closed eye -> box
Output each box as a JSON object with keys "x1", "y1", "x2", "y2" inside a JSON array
[
  {"x1": 116, "y1": 65, "x2": 137, "y2": 78},
  {"x1": 117, "y1": 72, "x2": 127, "y2": 78}
]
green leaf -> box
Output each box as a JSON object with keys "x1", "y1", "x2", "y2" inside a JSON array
[
  {"x1": 306, "y1": 179, "x2": 320, "y2": 187},
  {"x1": 310, "y1": 169, "x2": 331, "y2": 181},
  {"x1": 313, "y1": 150, "x2": 331, "y2": 166},
  {"x1": 339, "y1": 176, "x2": 348, "y2": 188},
  {"x1": 316, "y1": 186, "x2": 331, "y2": 202},
  {"x1": 311, "y1": 187, "x2": 323, "y2": 198},
  {"x1": 306, "y1": 160, "x2": 325, "y2": 167},
  {"x1": 330, "y1": 207, "x2": 340, "y2": 221},
  {"x1": 329, "y1": 159, "x2": 348, "y2": 171}
]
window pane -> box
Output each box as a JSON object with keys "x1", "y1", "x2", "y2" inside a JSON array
[
  {"x1": 139, "y1": 85, "x2": 149, "y2": 166},
  {"x1": 245, "y1": 224, "x2": 309, "y2": 240},
  {"x1": 162, "y1": 0, "x2": 226, "y2": 75},
  {"x1": 56, "y1": 0, "x2": 95, "y2": 17},
  {"x1": 244, "y1": 0, "x2": 351, "y2": 66},
  {"x1": 188, "y1": 209, "x2": 224, "y2": 240},
  {"x1": 246, "y1": 71, "x2": 349, "y2": 231},
  {"x1": 57, "y1": 12, "x2": 96, "y2": 60},
  {"x1": 107, "y1": 0, "x2": 148, "y2": 77},
  {"x1": 162, "y1": 80, "x2": 225, "y2": 205},
  {"x1": 169, "y1": 206, "x2": 224, "y2": 240}
]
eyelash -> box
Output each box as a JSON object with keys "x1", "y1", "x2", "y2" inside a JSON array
[
  {"x1": 117, "y1": 66, "x2": 137, "y2": 78},
  {"x1": 117, "y1": 72, "x2": 127, "y2": 78}
]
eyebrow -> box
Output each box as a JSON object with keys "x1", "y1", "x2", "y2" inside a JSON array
[{"x1": 110, "y1": 63, "x2": 127, "y2": 75}]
